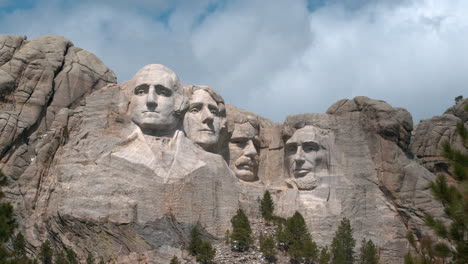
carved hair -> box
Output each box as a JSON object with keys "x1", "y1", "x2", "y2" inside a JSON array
[
  {"x1": 183, "y1": 85, "x2": 226, "y2": 118},
  {"x1": 122, "y1": 64, "x2": 188, "y2": 115},
  {"x1": 226, "y1": 113, "x2": 260, "y2": 135}
]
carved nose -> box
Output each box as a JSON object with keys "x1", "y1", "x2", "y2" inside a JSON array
[
  {"x1": 146, "y1": 86, "x2": 157, "y2": 110},
  {"x1": 244, "y1": 140, "x2": 257, "y2": 157},
  {"x1": 201, "y1": 108, "x2": 214, "y2": 124},
  {"x1": 293, "y1": 147, "x2": 305, "y2": 162}
]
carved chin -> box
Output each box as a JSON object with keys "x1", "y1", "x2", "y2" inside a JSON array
[
  {"x1": 292, "y1": 175, "x2": 318, "y2": 191},
  {"x1": 194, "y1": 134, "x2": 218, "y2": 147},
  {"x1": 235, "y1": 169, "x2": 257, "y2": 182}
]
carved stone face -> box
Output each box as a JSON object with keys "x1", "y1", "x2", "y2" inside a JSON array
[
  {"x1": 184, "y1": 89, "x2": 222, "y2": 150},
  {"x1": 130, "y1": 70, "x2": 178, "y2": 134},
  {"x1": 229, "y1": 122, "x2": 259, "y2": 181},
  {"x1": 285, "y1": 126, "x2": 329, "y2": 189}
]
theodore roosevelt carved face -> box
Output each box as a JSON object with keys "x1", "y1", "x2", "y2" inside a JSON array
[
  {"x1": 228, "y1": 118, "x2": 260, "y2": 182},
  {"x1": 183, "y1": 86, "x2": 226, "y2": 152},
  {"x1": 129, "y1": 64, "x2": 185, "y2": 136}
]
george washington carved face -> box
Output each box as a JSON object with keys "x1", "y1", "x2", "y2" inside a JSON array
[{"x1": 129, "y1": 64, "x2": 185, "y2": 135}]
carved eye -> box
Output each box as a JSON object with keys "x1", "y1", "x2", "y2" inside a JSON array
[
  {"x1": 156, "y1": 86, "x2": 172, "y2": 97},
  {"x1": 210, "y1": 109, "x2": 219, "y2": 116},
  {"x1": 231, "y1": 140, "x2": 247, "y2": 147},
  {"x1": 136, "y1": 89, "x2": 145, "y2": 95},
  {"x1": 190, "y1": 107, "x2": 200, "y2": 113},
  {"x1": 286, "y1": 145, "x2": 297, "y2": 153},
  {"x1": 303, "y1": 143, "x2": 319, "y2": 152}
]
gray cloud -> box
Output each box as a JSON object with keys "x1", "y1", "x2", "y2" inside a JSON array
[{"x1": 0, "y1": 0, "x2": 466, "y2": 123}]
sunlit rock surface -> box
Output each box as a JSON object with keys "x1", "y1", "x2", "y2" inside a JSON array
[{"x1": 0, "y1": 34, "x2": 460, "y2": 264}]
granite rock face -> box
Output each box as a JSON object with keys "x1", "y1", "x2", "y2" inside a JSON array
[
  {"x1": 410, "y1": 98, "x2": 468, "y2": 175},
  {"x1": 0, "y1": 34, "x2": 457, "y2": 264}
]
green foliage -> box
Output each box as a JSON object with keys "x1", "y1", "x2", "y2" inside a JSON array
[
  {"x1": 66, "y1": 247, "x2": 78, "y2": 264},
  {"x1": 260, "y1": 191, "x2": 275, "y2": 221},
  {"x1": 195, "y1": 240, "x2": 215, "y2": 264},
  {"x1": 39, "y1": 240, "x2": 53, "y2": 264},
  {"x1": 404, "y1": 253, "x2": 415, "y2": 264},
  {"x1": 230, "y1": 208, "x2": 252, "y2": 251},
  {"x1": 330, "y1": 218, "x2": 355, "y2": 264},
  {"x1": 0, "y1": 171, "x2": 17, "y2": 244},
  {"x1": 0, "y1": 169, "x2": 17, "y2": 263},
  {"x1": 55, "y1": 249, "x2": 67, "y2": 264},
  {"x1": 224, "y1": 230, "x2": 230, "y2": 245},
  {"x1": 278, "y1": 211, "x2": 318, "y2": 263},
  {"x1": 276, "y1": 221, "x2": 288, "y2": 251},
  {"x1": 259, "y1": 233, "x2": 276, "y2": 263},
  {"x1": 417, "y1": 116, "x2": 467, "y2": 264},
  {"x1": 319, "y1": 246, "x2": 331, "y2": 264},
  {"x1": 189, "y1": 225, "x2": 216, "y2": 263},
  {"x1": 13, "y1": 233, "x2": 27, "y2": 258},
  {"x1": 86, "y1": 252, "x2": 95, "y2": 264},
  {"x1": 357, "y1": 239, "x2": 379, "y2": 264},
  {"x1": 170, "y1": 255, "x2": 181, "y2": 264},
  {"x1": 189, "y1": 225, "x2": 203, "y2": 256}
]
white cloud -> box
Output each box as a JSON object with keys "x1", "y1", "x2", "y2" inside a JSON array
[{"x1": 0, "y1": 0, "x2": 467, "y2": 123}]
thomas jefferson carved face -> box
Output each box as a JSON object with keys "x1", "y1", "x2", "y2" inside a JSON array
[
  {"x1": 229, "y1": 122, "x2": 259, "y2": 182},
  {"x1": 129, "y1": 65, "x2": 182, "y2": 135},
  {"x1": 285, "y1": 126, "x2": 329, "y2": 190},
  {"x1": 184, "y1": 89, "x2": 223, "y2": 151}
]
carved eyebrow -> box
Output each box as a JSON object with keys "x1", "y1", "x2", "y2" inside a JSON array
[
  {"x1": 207, "y1": 104, "x2": 219, "y2": 110},
  {"x1": 230, "y1": 136, "x2": 249, "y2": 141},
  {"x1": 189, "y1": 102, "x2": 203, "y2": 108},
  {"x1": 155, "y1": 85, "x2": 173, "y2": 95}
]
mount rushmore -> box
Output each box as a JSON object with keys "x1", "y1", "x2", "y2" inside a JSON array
[{"x1": 0, "y1": 35, "x2": 465, "y2": 263}]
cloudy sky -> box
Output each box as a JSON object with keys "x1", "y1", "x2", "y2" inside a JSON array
[{"x1": 1, "y1": 0, "x2": 467, "y2": 123}]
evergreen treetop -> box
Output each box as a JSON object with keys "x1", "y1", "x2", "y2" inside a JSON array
[
  {"x1": 230, "y1": 208, "x2": 252, "y2": 252},
  {"x1": 260, "y1": 191, "x2": 275, "y2": 221},
  {"x1": 357, "y1": 239, "x2": 379, "y2": 264},
  {"x1": 259, "y1": 233, "x2": 276, "y2": 263},
  {"x1": 170, "y1": 255, "x2": 181, "y2": 264},
  {"x1": 330, "y1": 217, "x2": 355, "y2": 264}
]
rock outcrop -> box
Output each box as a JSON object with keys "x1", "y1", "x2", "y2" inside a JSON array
[{"x1": 0, "y1": 34, "x2": 461, "y2": 264}]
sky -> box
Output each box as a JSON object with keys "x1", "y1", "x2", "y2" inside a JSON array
[{"x1": 0, "y1": 0, "x2": 467, "y2": 124}]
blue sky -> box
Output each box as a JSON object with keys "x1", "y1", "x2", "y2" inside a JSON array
[{"x1": 1, "y1": 0, "x2": 467, "y2": 124}]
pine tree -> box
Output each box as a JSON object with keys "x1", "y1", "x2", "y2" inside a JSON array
[
  {"x1": 260, "y1": 191, "x2": 275, "y2": 221},
  {"x1": 230, "y1": 208, "x2": 252, "y2": 251},
  {"x1": 66, "y1": 247, "x2": 79, "y2": 264},
  {"x1": 276, "y1": 222, "x2": 288, "y2": 251},
  {"x1": 39, "y1": 240, "x2": 53, "y2": 264},
  {"x1": 224, "y1": 230, "x2": 230, "y2": 244},
  {"x1": 0, "y1": 169, "x2": 18, "y2": 263},
  {"x1": 357, "y1": 239, "x2": 379, "y2": 264},
  {"x1": 170, "y1": 255, "x2": 181, "y2": 264},
  {"x1": 189, "y1": 225, "x2": 203, "y2": 256},
  {"x1": 259, "y1": 233, "x2": 276, "y2": 263},
  {"x1": 188, "y1": 225, "x2": 216, "y2": 263},
  {"x1": 411, "y1": 101, "x2": 467, "y2": 264},
  {"x1": 86, "y1": 252, "x2": 95, "y2": 264},
  {"x1": 282, "y1": 211, "x2": 318, "y2": 263},
  {"x1": 330, "y1": 217, "x2": 356, "y2": 264},
  {"x1": 195, "y1": 240, "x2": 216, "y2": 264},
  {"x1": 55, "y1": 249, "x2": 67, "y2": 264},
  {"x1": 12, "y1": 232, "x2": 26, "y2": 258},
  {"x1": 319, "y1": 246, "x2": 331, "y2": 264}
]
